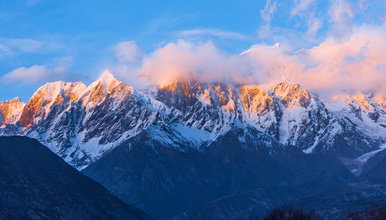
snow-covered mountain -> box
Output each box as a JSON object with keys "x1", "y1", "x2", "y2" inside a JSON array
[
  {"x1": 1, "y1": 71, "x2": 386, "y2": 170},
  {"x1": 2, "y1": 71, "x2": 386, "y2": 219}
]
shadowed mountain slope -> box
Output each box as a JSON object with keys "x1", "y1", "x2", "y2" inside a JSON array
[{"x1": 0, "y1": 136, "x2": 151, "y2": 220}]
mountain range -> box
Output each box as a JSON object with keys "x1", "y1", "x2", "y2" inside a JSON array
[{"x1": 1, "y1": 71, "x2": 386, "y2": 219}]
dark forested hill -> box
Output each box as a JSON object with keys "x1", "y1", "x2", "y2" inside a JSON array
[{"x1": 0, "y1": 136, "x2": 151, "y2": 220}]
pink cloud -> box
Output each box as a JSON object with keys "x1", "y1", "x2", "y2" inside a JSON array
[
  {"x1": 247, "y1": 24, "x2": 386, "y2": 94},
  {"x1": 139, "y1": 40, "x2": 254, "y2": 87},
  {"x1": 115, "y1": 23, "x2": 386, "y2": 96}
]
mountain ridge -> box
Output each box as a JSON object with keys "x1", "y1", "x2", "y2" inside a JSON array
[
  {"x1": 2, "y1": 72, "x2": 386, "y2": 219},
  {"x1": 0, "y1": 71, "x2": 386, "y2": 170}
]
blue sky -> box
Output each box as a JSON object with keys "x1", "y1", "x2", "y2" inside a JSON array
[{"x1": 0, "y1": 0, "x2": 385, "y2": 101}]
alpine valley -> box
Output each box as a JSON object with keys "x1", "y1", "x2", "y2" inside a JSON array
[{"x1": 2, "y1": 71, "x2": 386, "y2": 219}]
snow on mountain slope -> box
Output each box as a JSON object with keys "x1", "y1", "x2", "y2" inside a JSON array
[
  {"x1": 0, "y1": 72, "x2": 162, "y2": 168},
  {"x1": 29, "y1": 75, "x2": 179, "y2": 169},
  {"x1": 324, "y1": 91, "x2": 386, "y2": 138},
  {"x1": 0, "y1": 97, "x2": 25, "y2": 125},
  {"x1": 19, "y1": 81, "x2": 87, "y2": 128},
  {"x1": 156, "y1": 81, "x2": 240, "y2": 133},
  {"x1": 155, "y1": 80, "x2": 385, "y2": 158},
  {"x1": 0, "y1": 72, "x2": 385, "y2": 169},
  {"x1": 374, "y1": 95, "x2": 386, "y2": 109}
]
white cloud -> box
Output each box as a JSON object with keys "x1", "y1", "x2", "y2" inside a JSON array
[
  {"x1": 306, "y1": 17, "x2": 322, "y2": 36},
  {"x1": 328, "y1": 0, "x2": 355, "y2": 39},
  {"x1": 291, "y1": 0, "x2": 315, "y2": 16},
  {"x1": 2, "y1": 65, "x2": 68, "y2": 84},
  {"x1": 6, "y1": 39, "x2": 43, "y2": 52},
  {"x1": 258, "y1": 0, "x2": 277, "y2": 38},
  {"x1": 175, "y1": 28, "x2": 251, "y2": 41},
  {"x1": 1, "y1": 57, "x2": 81, "y2": 84},
  {"x1": 290, "y1": 0, "x2": 322, "y2": 37},
  {"x1": 112, "y1": 41, "x2": 148, "y2": 89},
  {"x1": 115, "y1": 41, "x2": 143, "y2": 63},
  {"x1": 0, "y1": 38, "x2": 43, "y2": 57}
]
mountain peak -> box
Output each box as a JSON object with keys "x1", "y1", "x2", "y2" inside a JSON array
[
  {"x1": 0, "y1": 96, "x2": 25, "y2": 125},
  {"x1": 272, "y1": 43, "x2": 281, "y2": 48},
  {"x1": 99, "y1": 70, "x2": 116, "y2": 83},
  {"x1": 272, "y1": 81, "x2": 311, "y2": 108},
  {"x1": 35, "y1": 81, "x2": 86, "y2": 102},
  {"x1": 17, "y1": 81, "x2": 87, "y2": 128},
  {"x1": 96, "y1": 70, "x2": 119, "y2": 93},
  {"x1": 78, "y1": 71, "x2": 132, "y2": 108},
  {"x1": 10, "y1": 97, "x2": 23, "y2": 104}
]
